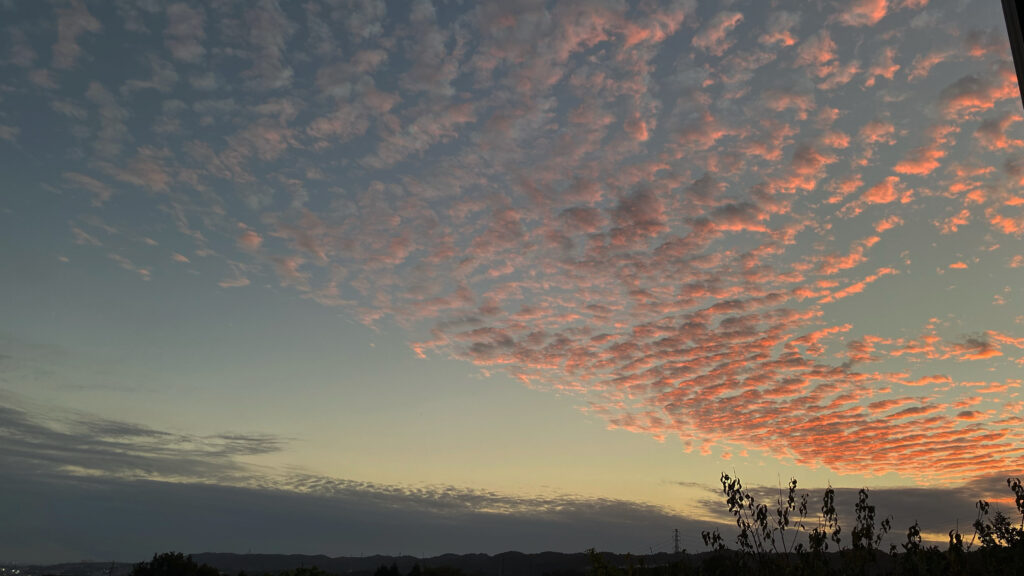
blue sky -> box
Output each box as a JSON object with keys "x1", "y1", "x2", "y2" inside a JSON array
[{"x1": 2, "y1": 0, "x2": 1024, "y2": 563}]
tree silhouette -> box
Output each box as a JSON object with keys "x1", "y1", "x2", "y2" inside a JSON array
[
  {"x1": 374, "y1": 563, "x2": 400, "y2": 576},
  {"x1": 130, "y1": 553, "x2": 219, "y2": 576}
]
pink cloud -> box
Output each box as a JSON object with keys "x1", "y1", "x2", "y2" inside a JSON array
[
  {"x1": 794, "y1": 31, "x2": 837, "y2": 77},
  {"x1": 822, "y1": 130, "x2": 851, "y2": 149},
  {"x1": 0, "y1": 124, "x2": 20, "y2": 143},
  {"x1": 950, "y1": 337, "x2": 1002, "y2": 361},
  {"x1": 84, "y1": 82, "x2": 129, "y2": 157},
  {"x1": 813, "y1": 237, "x2": 877, "y2": 275},
  {"x1": 834, "y1": 0, "x2": 889, "y2": 27},
  {"x1": 165, "y1": 3, "x2": 206, "y2": 63},
  {"x1": 237, "y1": 230, "x2": 263, "y2": 251},
  {"x1": 609, "y1": 188, "x2": 667, "y2": 245},
  {"x1": 363, "y1": 102, "x2": 476, "y2": 168},
  {"x1": 218, "y1": 275, "x2": 250, "y2": 288},
  {"x1": 976, "y1": 112, "x2": 1024, "y2": 150},
  {"x1": 763, "y1": 90, "x2": 816, "y2": 119},
  {"x1": 864, "y1": 47, "x2": 900, "y2": 87},
  {"x1": 272, "y1": 255, "x2": 310, "y2": 289},
  {"x1": 940, "y1": 73, "x2": 1019, "y2": 118},
  {"x1": 773, "y1": 143, "x2": 837, "y2": 192},
  {"x1": 63, "y1": 172, "x2": 113, "y2": 206},
  {"x1": 708, "y1": 202, "x2": 770, "y2": 233},
  {"x1": 965, "y1": 28, "x2": 1008, "y2": 59},
  {"x1": 243, "y1": 1, "x2": 296, "y2": 90},
  {"x1": 559, "y1": 206, "x2": 605, "y2": 233},
  {"x1": 956, "y1": 410, "x2": 984, "y2": 421},
  {"x1": 7, "y1": 28, "x2": 35, "y2": 68},
  {"x1": 306, "y1": 104, "x2": 371, "y2": 144},
  {"x1": 818, "y1": 60, "x2": 862, "y2": 91},
  {"x1": 468, "y1": 207, "x2": 526, "y2": 256},
  {"x1": 71, "y1": 227, "x2": 102, "y2": 246},
  {"x1": 758, "y1": 11, "x2": 800, "y2": 46},
  {"x1": 623, "y1": 113, "x2": 650, "y2": 142},
  {"x1": 52, "y1": 0, "x2": 102, "y2": 69},
  {"x1": 98, "y1": 153, "x2": 172, "y2": 192},
  {"x1": 107, "y1": 253, "x2": 151, "y2": 280},
  {"x1": 38, "y1": 0, "x2": 1024, "y2": 485},
  {"x1": 692, "y1": 11, "x2": 744, "y2": 57},
  {"x1": 908, "y1": 50, "x2": 952, "y2": 81}
]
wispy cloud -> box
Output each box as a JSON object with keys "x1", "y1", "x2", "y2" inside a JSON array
[
  {"x1": 0, "y1": 394, "x2": 703, "y2": 562},
  {"x1": 0, "y1": 394, "x2": 282, "y2": 483}
]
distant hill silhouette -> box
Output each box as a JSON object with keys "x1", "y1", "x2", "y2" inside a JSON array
[
  {"x1": 17, "y1": 552, "x2": 689, "y2": 576},
  {"x1": 190, "y1": 551, "x2": 644, "y2": 576}
]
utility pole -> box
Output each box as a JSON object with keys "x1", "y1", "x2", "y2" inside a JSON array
[{"x1": 673, "y1": 529, "x2": 680, "y2": 554}]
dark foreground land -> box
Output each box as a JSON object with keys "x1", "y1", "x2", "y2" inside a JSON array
[
  {"x1": 5, "y1": 551, "x2": 631, "y2": 576},
  {"x1": 12, "y1": 545, "x2": 1024, "y2": 576},
  {"x1": 15, "y1": 473, "x2": 1024, "y2": 576}
]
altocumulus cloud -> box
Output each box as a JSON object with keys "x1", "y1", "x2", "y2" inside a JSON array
[{"x1": 3, "y1": 0, "x2": 1024, "y2": 491}]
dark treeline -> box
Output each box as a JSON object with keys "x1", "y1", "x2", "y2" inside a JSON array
[{"x1": 120, "y1": 552, "x2": 594, "y2": 576}]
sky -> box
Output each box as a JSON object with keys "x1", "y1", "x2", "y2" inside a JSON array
[{"x1": 2, "y1": 0, "x2": 1024, "y2": 564}]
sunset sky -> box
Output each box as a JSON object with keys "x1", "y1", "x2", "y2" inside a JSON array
[{"x1": 2, "y1": 0, "x2": 1024, "y2": 564}]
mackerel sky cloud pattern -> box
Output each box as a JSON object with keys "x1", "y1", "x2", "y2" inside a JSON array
[{"x1": 3, "y1": 0, "x2": 1024, "y2": 485}]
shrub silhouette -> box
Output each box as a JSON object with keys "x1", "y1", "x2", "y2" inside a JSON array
[{"x1": 693, "y1": 472, "x2": 1024, "y2": 575}]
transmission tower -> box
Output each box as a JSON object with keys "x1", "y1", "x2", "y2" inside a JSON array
[{"x1": 673, "y1": 529, "x2": 680, "y2": 554}]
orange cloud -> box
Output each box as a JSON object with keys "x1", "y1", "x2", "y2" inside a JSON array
[
  {"x1": 938, "y1": 209, "x2": 970, "y2": 234},
  {"x1": 940, "y1": 73, "x2": 1018, "y2": 118},
  {"x1": 864, "y1": 46, "x2": 900, "y2": 87},
  {"x1": 859, "y1": 120, "x2": 896, "y2": 145},
  {"x1": 861, "y1": 176, "x2": 905, "y2": 204},
  {"x1": 893, "y1": 145, "x2": 945, "y2": 175},
  {"x1": 819, "y1": 267, "x2": 898, "y2": 303},
  {"x1": 874, "y1": 214, "x2": 904, "y2": 232}
]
